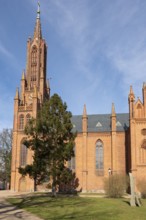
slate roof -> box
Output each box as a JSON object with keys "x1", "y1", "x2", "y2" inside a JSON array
[{"x1": 71, "y1": 113, "x2": 129, "y2": 133}]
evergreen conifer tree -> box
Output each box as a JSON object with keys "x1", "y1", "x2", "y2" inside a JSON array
[{"x1": 19, "y1": 94, "x2": 76, "y2": 192}]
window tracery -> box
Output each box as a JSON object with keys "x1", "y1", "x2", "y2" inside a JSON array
[
  {"x1": 19, "y1": 114, "x2": 24, "y2": 130},
  {"x1": 96, "y1": 140, "x2": 104, "y2": 176},
  {"x1": 31, "y1": 46, "x2": 37, "y2": 82},
  {"x1": 20, "y1": 142, "x2": 27, "y2": 166}
]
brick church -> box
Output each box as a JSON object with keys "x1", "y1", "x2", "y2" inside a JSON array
[{"x1": 11, "y1": 4, "x2": 146, "y2": 192}]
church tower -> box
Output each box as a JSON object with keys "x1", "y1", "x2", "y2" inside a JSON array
[{"x1": 11, "y1": 3, "x2": 50, "y2": 192}]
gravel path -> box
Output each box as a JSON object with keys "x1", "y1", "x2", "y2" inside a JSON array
[{"x1": 0, "y1": 190, "x2": 43, "y2": 220}]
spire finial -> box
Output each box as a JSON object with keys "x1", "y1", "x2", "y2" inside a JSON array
[
  {"x1": 37, "y1": 1, "x2": 40, "y2": 19},
  {"x1": 34, "y1": 1, "x2": 42, "y2": 39}
]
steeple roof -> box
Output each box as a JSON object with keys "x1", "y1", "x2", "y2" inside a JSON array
[{"x1": 34, "y1": 2, "x2": 42, "y2": 39}]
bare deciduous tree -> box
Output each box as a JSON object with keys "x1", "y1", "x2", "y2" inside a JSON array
[{"x1": 0, "y1": 129, "x2": 12, "y2": 189}]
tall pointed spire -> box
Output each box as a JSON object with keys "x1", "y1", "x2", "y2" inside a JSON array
[{"x1": 34, "y1": 1, "x2": 42, "y2": 39}]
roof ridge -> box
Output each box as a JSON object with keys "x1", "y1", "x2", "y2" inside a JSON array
[{"x1": 72, "y1": 113, "x2": 129, "y2": 117}]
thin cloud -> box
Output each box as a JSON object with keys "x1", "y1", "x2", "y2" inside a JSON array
[
  {"x1": 0, "y1": 94, "x2": 13, "y2": 130},
  {"x1": 0, "y1": 41, "x2": 13, "y2": 58},
  {"x1": 28, "y1": 0, "x2": 146, "y2": 114}
]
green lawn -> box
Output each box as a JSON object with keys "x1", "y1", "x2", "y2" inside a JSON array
[{"x1": 7, "y1": 194, "x2": 146, "y2": 220}]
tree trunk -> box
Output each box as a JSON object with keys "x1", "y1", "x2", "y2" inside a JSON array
[{"x1": 34, "y1": 178, "x2": 37, "y2": 191}]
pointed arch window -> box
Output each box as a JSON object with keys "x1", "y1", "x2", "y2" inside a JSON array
[
  {"x1": 68, "y1": 146, "x2": 76, "y2": 170},
  {"x1": 26, "y1": 114, "x2": 31, "y2": 125},
  {"x1": 20, "y1": 143, "x2": 27, "y2": 166},
  {"x1": 31, "y1": 46, "x2": 37, "y2": 82},
  {"x1": 19, "y1": 114, "x2": 24, "y2": 130},
  {"x1": 96, "y1": 140, "x2": 104, "y2": 176}
]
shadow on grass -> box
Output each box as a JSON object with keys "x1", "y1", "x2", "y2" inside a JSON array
[
  {"x1": 46, "y1": 210, "x2": 120, "y2": 220},
  {"x1": 8, "y1": 193, "x2": 81, "y2": 209},
  {"x1": 0, "y1": 203, "x2": 19, "y2": 215},
  {"x1": 7, "y1": 194, "x2": 139, "y2": 220},
  {"x1": 123, "y1": 200, "x2": 131, "y2": 206},
  {"x1": 0, "y1": 201, "x2": 29, "y2": 219}
]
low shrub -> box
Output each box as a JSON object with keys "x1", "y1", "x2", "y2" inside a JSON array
[
  {"x1": 104, "y1": 174, "x2": 129, "y2": 198},
  {"x1": 137, "y1": 178, "x2": 146, "y2": 198}
]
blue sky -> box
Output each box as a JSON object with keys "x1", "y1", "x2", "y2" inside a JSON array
[{"x1": 0, "y1": 0, "x2": 146, "y2": 129}]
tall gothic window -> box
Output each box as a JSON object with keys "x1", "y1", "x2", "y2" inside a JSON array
[
  {"x1": 26, "y1": 114, "x2": 31, "y2": 124},
  {"x1": 19, "y1": 115, "x2": 24, "y2": 130},
  {"x1": 96, "y1": 140, "x2": 104, "y2": 176},
  {"x1": 31, "y1": 46, "x2": 37, "y2": 82},
  {"x1": 68, "y1": 146, "x2": 76, "y2": 170},
  {"x1": 20, "y1": 143, "x2": 27, "y2": 166}
]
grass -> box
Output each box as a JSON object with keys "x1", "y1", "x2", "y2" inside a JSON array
[{"x1": 7, "y1": 193, "x2": 146, "y2": 220}]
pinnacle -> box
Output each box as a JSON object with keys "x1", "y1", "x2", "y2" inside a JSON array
[
  {"x1": 111, "y1": 103, "x2": 116, "y2": 116},
  {"x1": 130, "y1": 85, "x2": 134, "y2": 94},
  {"x1": 83, "y1": 104, "x2": 87, "y2": 117},
  {"x1": 15, "y1": 88, "x2": 19, "y2": 100}
]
